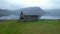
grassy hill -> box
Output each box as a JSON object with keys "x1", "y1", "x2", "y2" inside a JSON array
[{"x1": 0, "y1": 20, "x2": 60, "y2": 34}]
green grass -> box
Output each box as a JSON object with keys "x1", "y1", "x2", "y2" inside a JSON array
[{"x1": 0, "y1": 20, "x2": 60, "y2": 34}]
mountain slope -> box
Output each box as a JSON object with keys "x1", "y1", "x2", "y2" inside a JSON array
[{"x1": 0, "y1": 9, "x2": 12, "y2": 17}]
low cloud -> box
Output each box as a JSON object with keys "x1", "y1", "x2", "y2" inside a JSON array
[{"x1": 0, "y1": 0, "x2": 60, "y2": 10}]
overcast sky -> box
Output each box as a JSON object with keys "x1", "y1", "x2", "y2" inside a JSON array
[{"x1": 0, "y1": 0, "x2": 60, "y2": 10}]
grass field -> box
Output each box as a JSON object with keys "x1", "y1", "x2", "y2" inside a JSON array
[{"x1": 0, "y1": 20, "x2": 60, "y2": 34}]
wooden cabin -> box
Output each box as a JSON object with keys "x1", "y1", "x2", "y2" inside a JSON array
[
  {"x1": 19, "y1": 7, "x2": 46, "y2": 21},
  {"x1": 19, "y1": 11, "x2": 39, "y2": 21}
]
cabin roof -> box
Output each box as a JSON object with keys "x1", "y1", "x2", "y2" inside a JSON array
[{"x1": 20, "y1": 7, "x2": 46, "y2": 16}]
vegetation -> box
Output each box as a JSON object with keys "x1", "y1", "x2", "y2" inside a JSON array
[{"x1": 0, "y1": 20, "x2": 60, "y2": 34}]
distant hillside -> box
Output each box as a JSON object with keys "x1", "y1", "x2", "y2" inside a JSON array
[
  {"x1": 0, "y1": 7, "x2": 46, "y2": 17},
  {"x1": 0, "y1": 9, "x2": 12, "y2": 17},
  {"x1": 0, "y1": 7, "x2": 60, "y2": 17},
  {"x1": 45, "y1": 9, "x2": 60, "y2": 16}
]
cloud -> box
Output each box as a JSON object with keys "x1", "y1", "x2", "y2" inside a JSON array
[
  {"x1": 5, "y1": 0, "x2": 53, "y2": 9},
  {"x1": 0, "y1": 0, "x2": 60, "y2": 9},
  {"x1": 0, "y1": 0, "x2": 23, "y2": 10},
  {"x1": 51, "y1": 0, "x2": 60, "y2": 9}
]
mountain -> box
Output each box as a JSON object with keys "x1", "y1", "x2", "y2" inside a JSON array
[
  {"x1": 0, "y1": 9, "x2": 12, "y2": 17},
  {"x1": 0, "y1": 7, "x2": 46, "y2": 17},
  {"x1": 45, "y1": 9, "x2": 60, "y2": 17}
]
